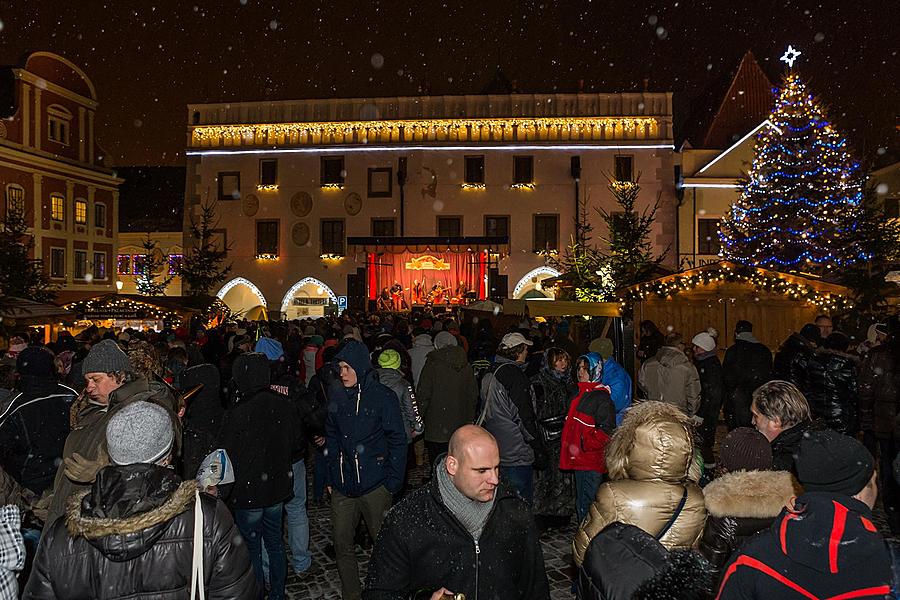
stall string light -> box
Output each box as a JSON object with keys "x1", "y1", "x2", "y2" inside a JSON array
[
  {"x1": 64, "y1": 297, "x2": 183, "y2": 325},
  {"x1": 626, "y1": 265, "x2": 852, "y2": 312}
]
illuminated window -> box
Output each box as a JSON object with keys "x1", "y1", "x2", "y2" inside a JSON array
[
  {"x1": 117, "y1": 254, "x2": 131, "y2": 275},
  {"x1": 614, "y1": 155, "x2": 634, "y2": 182},
  {"x1": 5, "y1": 185, "x2": 24, "y2": 215},
  {"x1": 256, "y1": 220, "x2": 279, "y2": 257},
  {"x1": 47, "y1": 105, "x2": 72, "y2": 146},
  {"x1": 132, "y1": 254, "x2": 147, "y2": 275},
  {"x1": 168, "y1": 254, "x2": 183, "y2": 275},
  {"x1": 75, "y1": 199, "x2": 87, "y2": 224},
  {"x1": 437, "y1": 216, "x2": 462, "y2": 238},
  {"x1": 259, "y1": 159, "x2": 278, "y2": 186},
  {"x1": 51, "y1": 194, "x2": 65, "y2": 222},
  {"x1": 533, "y1": 214, "x2": 559, "y2": 252},
  {"x1": 697, "y1": 218, "x2": 722, "y2": 255},
  {"x1": 513, "y1": 156, "x2": 533, "y2": 184},
  {"x1": 94, "y1": 202, "x2": 107, "y2": 228},
  {"x1": 464, "y1": 156, "x2": 484, "y2": 184},
  {"x1": 320, "y1": 219, "x2": 344, "y2": 255},
  {"x1": 321, "y1": 157, "x2": 345, "y2": 186},
  {"x1": 50, "y1": 248, "x2": 65, "y2": 278},
  {"x1": 93, "y1": 252, "x2": 107, "y2": 280}
]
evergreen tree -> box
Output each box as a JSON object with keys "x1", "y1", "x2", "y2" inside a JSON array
[
  {"x1": 0, "y1": 206, "x2": 55, "y2": 302},
  {"x1": 180, "y1": 200, "x2": 232, "y2": 297},
  {"x1": 837, "y1": 182, "x2": 900, "y2": 318},
  {"x1": 720, "y1": 71, "x2": 863, "y2": 273},
  {"x1": 597, "y1": 177, "x2": 666, "y2": 288},
  {"x1": 550, "y1": 195, "x2": 615, "y2": 302},
  {"x1": 135, "y1": 234, "x2": 173, "y2": 296}
]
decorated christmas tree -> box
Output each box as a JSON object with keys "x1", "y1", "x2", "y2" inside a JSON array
[{"x1": 720, "y1": 57, "x2": 863, "y2": 274}]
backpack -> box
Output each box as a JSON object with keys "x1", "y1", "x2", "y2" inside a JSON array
[{"x1": 475, "y1": 364, "x2": 535, "y2": 465}]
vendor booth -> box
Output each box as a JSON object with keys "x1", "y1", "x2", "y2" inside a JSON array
[{"x1": 63, "y1": 294, "x2": 188, "y2": 333}]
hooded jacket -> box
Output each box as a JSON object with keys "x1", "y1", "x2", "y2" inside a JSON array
[
  {"x1": 24, "y1": 464, "x2": 258, "y2": 599},
  {"x1": 416, "y1": 344, "x2": 479, "y2": 444},
  {"x1": 803, "y1": 348, "x2": 858, "y2": 435},
  {"x1": 858, "y1": 344, "x2": 899, "y2": 438},
  {"x1": 773, "y1": 333, "x2": 816, "y2": 387},
  {"x1": 363, "y1": 475, "x2": 550, "y2": 600},
  {"x1": 0, "y1": 377, "x2": 75, "y2": 494},
  {"x1": 408, "y1": 334, "x2": 435, "y2": 388},
  {"x1": 479, "y1": 357, "x2": 544, "y2": 468},
  {"x1": 638, "y1": 346, "x2": 701, "y2": 415},
  {"x1": 574, "y1": 401, "x2": 707, "y2": 566},
  {"x1": 560, "y1": 354, "x2": 616, "y2": 472},
  {"x1": 326, "y1": 341, "x2": 407, "y2": 497},
  {"x1": 722, "y1": 335, "x2": 772, "y2": 428},
  {"x1": 601, "y1": 358, "x2": 632, "y2": 426},
  {"x1": 218, "y1": 353, "x2": 300, "y2": 509},
  {"x1": 179, "y1": 364, "x2": 224, "y2": 480},
  {"x1": 699, "y1": 470, "x2": 800, "y2": 569},
  {"x1": 715, "y1": 492, "x2": 891, "y2": 600},
  {"x1": 375, "y1": 367, "x2": 424, "y2": 443}
]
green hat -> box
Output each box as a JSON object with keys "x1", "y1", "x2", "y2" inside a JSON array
[
  {"x1": 589, "y1": 337, "x2": 614, "y2": 360},
  {"x1": 377, "y1": 349, "x2": 401, "y2": 371}
]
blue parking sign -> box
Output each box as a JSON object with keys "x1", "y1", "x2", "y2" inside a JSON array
[{"x1": 337, "y1": 296, "x2": 348, "y2": 310}]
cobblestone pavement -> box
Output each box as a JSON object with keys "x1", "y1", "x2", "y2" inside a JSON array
[{"x1": 285, "y1": 459, "x2": 579, "y2": 600}]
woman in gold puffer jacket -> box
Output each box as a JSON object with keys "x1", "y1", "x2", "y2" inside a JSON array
[{"x1": 573, "y1": 401, "x2": 707, "y2": 566}]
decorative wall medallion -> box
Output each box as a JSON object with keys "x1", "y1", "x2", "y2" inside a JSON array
[
  {"x1": 291, "y1": 221, "x2": 310, "y2": 247},
  {"x1": 291, "y1": 191, "x2": 313, "y2": 217},
  {"x1": 344, "y1": 192, "x2": 362, "y2": 216},
  {"x1": 242, "y1": 193, "x2": 259, "y2": 216}
]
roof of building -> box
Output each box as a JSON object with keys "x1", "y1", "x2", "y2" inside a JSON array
[{"x1": 116, "y1": 166, "x2": 185, "y2": 233}]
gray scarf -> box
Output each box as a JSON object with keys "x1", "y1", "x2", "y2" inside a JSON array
[
  {"x1": 736, "y1": 331, "x2": 761, "y2": 344},
  {"x1": 436, "y1": 457, "x2": 495, "y2": 541}
]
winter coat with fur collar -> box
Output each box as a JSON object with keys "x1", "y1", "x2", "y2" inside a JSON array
[
  {"x1": 24, "y1": 463, "x2": 258, "y2": 599},
  {"x1": 574, "y1": 401, "x2": 707, "y2": 566},
  {"x1": 699, "y1": 470, "x2": 801, "y2": 569}
]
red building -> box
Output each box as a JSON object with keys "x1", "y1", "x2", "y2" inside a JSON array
[{"x1": 0, "y1": 51, "x2": 121, "y2": 302}]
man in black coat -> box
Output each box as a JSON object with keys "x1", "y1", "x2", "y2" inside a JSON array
[
  {"x1": 722, "y1": 320, "x2": 772, "y2": 429},
  {"x1": 772, "y1": 324, "x2": 819, "y2": 387},
  {"x1": 716, "y1": 430, "x2": 891, "y2": 599},
  {"x1": 219, "y1": 352, "x2": 301, "y2": 600},
  {"x1": 364, "y1": 424, "x2": 550, "y2": 600},
  {"x1": 0, "y1": 346, "x2": 75, "y2": 495},
  {"x1": 24, "y1": 400, "x2": 258, "y2": 599}
]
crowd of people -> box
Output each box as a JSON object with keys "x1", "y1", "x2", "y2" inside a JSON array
[{"x1": 0, "y1": 308, "x2": 895, "y2": 599}]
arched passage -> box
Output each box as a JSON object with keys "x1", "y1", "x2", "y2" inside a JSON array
[
  {"x1": 281, "y1": 277, "x2": 338, "y2": 320},
  {"x1": 513, "y1": 267, "x2": 560, "y2": 299},
  {"x1": 216, "y1": 277, "x2": 267, "y2": 319}
]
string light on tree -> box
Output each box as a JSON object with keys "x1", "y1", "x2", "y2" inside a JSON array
[{"x1": 719, "y1": 50, "x2": 863, "y2": 274}]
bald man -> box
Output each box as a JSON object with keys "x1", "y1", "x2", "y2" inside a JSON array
[{"x1": 364, "y1": 425, "x2": 550, "y2": 600}]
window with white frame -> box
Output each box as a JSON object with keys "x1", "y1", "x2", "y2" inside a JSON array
[
  {"x1": 50, "y1": 248, "x2": 65, "y2": 278},
  {"x1": 95, "y1": 202, "x2": 107, "y2": 228},
  {"x1": 51, "y1": 194, "x2": 65, "y2": 222},
  {"x1": 75, "y1": 199, "x2": 87, "y2": 224},
  {"x1": 74, "y1": 250, "x2": 88, "y2": 280},
  {"x1": 93, "y1": 252, "x2": 107, "y2": 280},
  {"x1": 47, "y1": 105, "x2": 73, "y2": 146},
  {"x1": 5, "y1": 185, "x2": 24, "y2": 216}
]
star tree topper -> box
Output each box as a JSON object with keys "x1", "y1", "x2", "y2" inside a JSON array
[{"x1": 780, "y1": 45, "x2": 801, "y2": 68}]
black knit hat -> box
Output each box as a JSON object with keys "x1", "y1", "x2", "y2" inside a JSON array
[
  {"x1": 719, "y1": 427, "x2": 773, "y2": 473},
  {"x1": 795, "y1": 429, "x2": 874, "y2": 496},
  {"x1": 16, "y1": 346, "x2": 56, "y2": 378}
]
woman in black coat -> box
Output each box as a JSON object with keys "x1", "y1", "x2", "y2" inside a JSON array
[
  {"x1": 803, "y1": 332, "x2": 858, "y2": 435},
  {"x1": 530, "y1": 347, "x2": 578, "y2": 525}
]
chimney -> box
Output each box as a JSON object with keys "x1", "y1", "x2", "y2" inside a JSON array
[
  {"x1": 578, "y1": 78, "x2": 585, "y2": 93},
  {"x1": 643, "y1": 78, "x2": 649, "y2": 92}
]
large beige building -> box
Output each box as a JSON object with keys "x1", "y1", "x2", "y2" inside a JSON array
[
  {"x1": 0, "y1": 52, "x2": 121, "y2": 302},
  {"x1": 185, "y1": 92, "x2": 677, "y2": 319}
]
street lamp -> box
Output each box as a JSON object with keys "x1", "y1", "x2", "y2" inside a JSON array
[{"x1": 115, "y1": 280, "x2": 124, "y2": 291}]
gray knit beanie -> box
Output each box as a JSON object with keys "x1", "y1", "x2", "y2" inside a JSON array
[
  {"x1": 106, "y1": 401, "x2": 174, "y2": 465},
  {"x1": 83, "y1": 339, "x2": 132, "y2": 374}
]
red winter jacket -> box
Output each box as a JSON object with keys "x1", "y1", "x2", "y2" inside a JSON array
[{"x1": 559, "y1": 382, "x2": 616, "y2": 472}]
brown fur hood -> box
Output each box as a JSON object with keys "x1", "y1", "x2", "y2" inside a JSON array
[
  {"x1": 703, "y1": 470, "x2": 800, "y2": 519},
  {"x1": 66, "y1": 479, "x2": 196, "y2": 540}
]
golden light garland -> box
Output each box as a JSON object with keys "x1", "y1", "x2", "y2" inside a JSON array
[
  {"x1": 460, "y1": 183, "x2": 486, "y2": 190},
  {"x1": 319, "y1": 253, "x2": 345, "y2": 261},
  {"x1": 191, "y1": 116, "x2": 660, "y2": 148},
  {"x1": 320, "y1": 183, "x2": 344, "y2": 190},
  {"x1": 626, "y1": 265, "x2": 852, "y2": 312},
  {"x1": 256, "y1": 184, "x2": 279, "y2": 191},
  {"x1": 64, "y1": 297, "x2": 183, "y2": 325},
  {"x1": 510, "y1": 183, "x2": 536, "y2": 190},
  {"x1": 255, "y1": 253, "x2": 279, "y2": 261}
]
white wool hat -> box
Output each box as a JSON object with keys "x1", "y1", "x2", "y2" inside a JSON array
[{"x1": 692, "y1": 330, "x2": 717, "y2": 353}]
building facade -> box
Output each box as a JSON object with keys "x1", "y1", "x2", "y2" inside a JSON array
[
  {"x1": 116, "y1": 232, "x2": 183, "y2": 296},
  {"x1": 186, "y1": 92, "x2": 676, "y2": 319},
  {"x1": 0, "y1": 52, "x2": 121, "y2": 302}
]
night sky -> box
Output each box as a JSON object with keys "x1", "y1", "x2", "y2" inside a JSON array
[{"x1": 1, "y1": 0, "x2": 896, "y2": 166}]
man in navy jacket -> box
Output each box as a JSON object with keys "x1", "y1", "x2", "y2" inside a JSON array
[{"x1": 326, "y1": 340, "x2": 406, "y2": 600}]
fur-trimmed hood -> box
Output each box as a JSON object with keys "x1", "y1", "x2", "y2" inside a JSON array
[
  {"x1": 66, "y1": 464, "x2": 196, "y2": 561},
  {"x1": 606, "y1": 400, "x2": 695, "y2": 483},
  {"x1": 703, "y1": 470, "x2": 800, "y2": 519}
]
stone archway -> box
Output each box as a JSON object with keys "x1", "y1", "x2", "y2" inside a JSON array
[
  {"x1": 280, "y1": 277, "x2": 338, "y2": 320},
  {"x1": 216, "y1": 277, "x2": 267, "y2": 318},
  {"x1": 513, "y1": 267, "x2": 560, "y2": 299}
]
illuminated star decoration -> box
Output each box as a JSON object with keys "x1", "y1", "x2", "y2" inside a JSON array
[{"x1": 780, "y1": 45, "x2": 802, "y2": 68}]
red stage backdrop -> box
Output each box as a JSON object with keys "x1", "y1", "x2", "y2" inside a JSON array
[{"x1": 372, "y1": 251, "x2": 481, "y2": 304}]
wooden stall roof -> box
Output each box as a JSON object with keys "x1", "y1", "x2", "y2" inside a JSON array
[
  {"x1": 0, "y1": 296, "x2": 75, "y2": 324},
  {"x1": 503, "y1": 299, "x2": 621, "y2": 317},
  {"x1": 625, "y1": 260, "x2": 851, "y2": 296}
]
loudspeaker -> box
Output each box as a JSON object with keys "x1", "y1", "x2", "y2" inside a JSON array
[
  {"x1": 570, "y1": 156, "x2": 581, "y2": 179},
  {"x1": 488, "y1": 268, "x2": 508, "y2": 299},
  {"x1": 397, "y1": 157, "x2": 408, "y2": 186}
]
